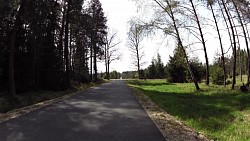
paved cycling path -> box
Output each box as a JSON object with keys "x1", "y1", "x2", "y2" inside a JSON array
[{"x1": 0, "y1": 80, "x2": 165, "y2": 141}]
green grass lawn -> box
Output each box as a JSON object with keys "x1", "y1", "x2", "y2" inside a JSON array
[
  {"x1": 126, "y1": 79, "x2": 250, "y2": 141},
  {"x1": 0, "y1": 79, "x2": 106, "y2": 113}
]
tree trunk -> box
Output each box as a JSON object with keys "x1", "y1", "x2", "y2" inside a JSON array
[
  {"x1": 239, "y1": 48, "x2": 243, "y2": 82},
  {"x1": 93, "y1": 43, "x2": 98, "y2": 82},
  {"x1": 9, "y1": 27, "x2": 17, "y2": 96},
  {"x1": 167, "y1": 0, "x2": 200, "y2": 90},
  {"x1": 59, "y1": 4, "x2": 66, "y2": 68},
  {"x1": 136, "y1": 45, "x2": 140, "y2": 79},
  {"x1": 232, "y1": 0, "x2": 250, "y2": 83},
  {"x1": 190, "y1": 0, "x2": 209, "y2": 85},
  {"x1": 9, "y1": 0, "x2": 26, "y2": 95},
  {"x1": 107, "y1": 59, "x2": 110, "y2": 80},
  {"x1": 107, "y1": 48, "x2": 110, "y2": 80},
  {"x1": 231, "y1": 15, "x2": 241, "y2": 84},
  {"x1": 210, "y1": 4, "x2": 226, "y2": 86},
  {"x1": 64, "y1": 1, "x2": 70, "y2": 87},
  {"x1": 104, "y1": 42, "x2": 108, "y2": 79},
  {"x1": 221, "y1": 0, "x2": 237, "y2": 89},
  {"x1": 153, "y1": 0, "x2": 200, "y2": 90},
  {"x1": 69, "y1": 27, "x2": 73, "y2": 79},
  {"x1": 90, "y1": 37, "x2": 93, "y2": 82}
]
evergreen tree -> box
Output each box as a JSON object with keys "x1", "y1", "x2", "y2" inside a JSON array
[
  {"x1": 148, "y1": 60, "x2": 156, "y2": 79},
  {"x1": 167, "y1": 44, "x2": 187, "y2": 83},
  {"x1": 155, "y1": 53, "x2": 165, "y2": 79}
]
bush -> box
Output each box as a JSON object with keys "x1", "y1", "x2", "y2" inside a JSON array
[{"x1": 211, "y1": 65, "x2": 225, "y2": 85}]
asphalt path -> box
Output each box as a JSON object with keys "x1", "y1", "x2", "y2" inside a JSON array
[{"x1": 0, "y1": 80, "x2": 165, "y2": 141}]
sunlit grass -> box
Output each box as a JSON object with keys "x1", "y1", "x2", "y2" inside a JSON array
[{"x1": 126, "y1": 79, "x2": 250, "y2": 141}]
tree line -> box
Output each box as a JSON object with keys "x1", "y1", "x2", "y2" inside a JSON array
[
  {"x1": 129, "y1": 0, "x2": 250, "y2": 90},
  {"x1": 123, "y1": 46, "x2": 248, "y2": 86},
  {"x1": 0, "y1": 0, "x2": 107, "y2": 95}
]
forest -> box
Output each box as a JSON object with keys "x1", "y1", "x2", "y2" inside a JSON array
[{"x1": 0, "y1": 0, "x2": 107, "y2": 95}]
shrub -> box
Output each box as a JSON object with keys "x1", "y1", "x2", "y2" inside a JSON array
[{"x1": 211, "y1": 65, "x2": 225, "y2": 85}]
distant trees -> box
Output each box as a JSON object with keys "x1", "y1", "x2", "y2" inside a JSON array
[
  {"x1": 132, "y1": 0, "x2": 250, "y2": 90},
  {"x1": 140, "y1": 48, "x2": 206, "y2": 83},
  {"x1": 109, "y1": 70, "x2": 121, "y2": 79},
  {"x1": 0, "y1": 0, "x2": 107, "y2": 94}
]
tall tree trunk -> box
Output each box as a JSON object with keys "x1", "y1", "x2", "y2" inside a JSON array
[
  {"x1": 59, "y1": 4, "x2": 66, "y2": 68},
  {"x1": 210, "y1": 4, "x2": 226, "y2": 86},
  {"x1": 93, "y1": 43, "x2": 97, "y2": 81},
  {"x1": 245, "y1": 25, "x2": 250, "y2": 78},
  {"x1": 136, "y1": 45, "x2": 140, "y2": 79},
  {"x1": 69, "y1": 27, "x2": 73, "y2": 79},
  {"x1": 239, "y1": 48, "x2": 243, "y2": 82},
  {"x1": 190, "y1": 0, "x2": 209, "y2": 85},
  {"x1": 168, "y1": 0, "x2": 200, "y2": 90},
  {"x1": 107, "y1": 47, "x2": 110, "y2": 80},
  {"x1": 9, "y1": 26, "x2": 17, "y2": 96},
  {"x1": 90, "y1": 37, "x2": 93, "y2": 82},
  {"x1": 107, "y1": 59, "x2": 110, "y2": 80},
  {"x1": 221, "y1": 0, "x2": 237, "y2": 89},
  {"x1": 232, "y1": 0, "x2": 250, "y2": 84},
  {"x1": 78, "y1": 43, "x2": 82, "y2": 83},
  {"x1": 64, "y1": 1, "x2": 70, "y2": 87},
  {"x1": 9, "y1": 0, "x2": 26, "y2": 95},
  {"x1": 231, "y1": 15, "x2": 241, "y2": 83},
  {"x1": 153, "y1": 0, "x2": 200, "y2": 90},
  {"x1": 104, "y1": 42, "x2": 108, "y2": 79}
]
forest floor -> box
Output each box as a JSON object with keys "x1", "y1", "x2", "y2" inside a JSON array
[
  {"x1": 0, "y1": 79, "x2": 107, "y2": 123},
  {"x1": 126, "y1": 79, "x2": 250, "y2": 141}
]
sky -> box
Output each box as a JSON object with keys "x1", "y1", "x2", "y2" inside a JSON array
[
  {"x1": 98, "y1": 0, "x2": 174, "y2": 73},
  {"x1": 97, "y1": 0, "x2": 239, "y2": 73}
]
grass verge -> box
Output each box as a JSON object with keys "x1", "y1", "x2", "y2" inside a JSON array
[
  {"x1": 126, "y1": 79, "x2": 250, "y2": 141},
  {"x1": 0, "y1": 79, "x2": 107, "y2": 113}
]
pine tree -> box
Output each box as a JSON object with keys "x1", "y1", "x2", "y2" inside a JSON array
[{"x1": 167, "y1": 44, "x2": 187, "y2": 83}]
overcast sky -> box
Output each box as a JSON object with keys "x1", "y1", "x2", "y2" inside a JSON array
[{"x1": 98, "y1": 0, "x2": 238, "y2": 73}]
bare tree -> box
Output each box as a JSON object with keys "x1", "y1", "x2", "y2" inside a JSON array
[
  {"x1": 127, "y1": 21, "x2": 145, "y2": 79},
  {"x1": 104, "y1": 30, "x2": 121, "y2": 80}
]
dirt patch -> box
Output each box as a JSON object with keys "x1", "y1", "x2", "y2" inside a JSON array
[{"x1": 130, "y1": 88, "x2": 211, "y2": 141}]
